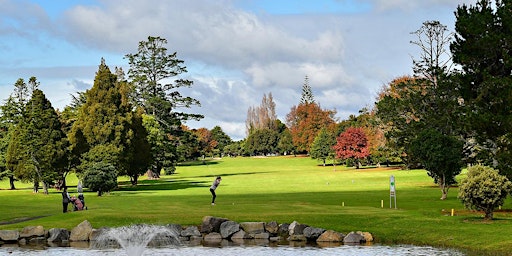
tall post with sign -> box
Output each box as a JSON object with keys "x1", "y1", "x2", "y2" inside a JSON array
[{"x1": 390, "y1": 175, "x2": 397, "y2": 209}]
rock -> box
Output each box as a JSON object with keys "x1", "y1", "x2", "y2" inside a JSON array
[
  {"x1": 28, "y1": 236, "x2": 46, "y2": 244},
  {"x1": 200, "y1": 216, "x2": 228, "y2": 233},
  {"x1": 19, "y1": 226, "x2": 45, "y2": 239},
  {"x1": 253, "y1": 232, "x2": 270, "y2": 240},
  {"x1": 265, "y1": 221, "x2": 279, "y2": 235},
  {"x1": 0, "y1": 230, "x2": 19, "y2": 242},
  {"x1": 47, "y1": 228, "x2": 70, "y2": 243},
  {"x1": 288, "y1": 221, "x2": 308, "y2": 236},
  {"x1": 240, "y1": 222, "x2": 265, "y2": 234},
  {"x1": 278, "y1": 223, "x2": 290, "y2": 237},
  {"x1": 316, "y1": 230, "x2": 344, "y2": 242},
  {"x1": 231, "y1": 230, "x2": 250, "y2": 240},
  {"x1": 220, "y1": 221, "x2": 240, "y2": 239},
  {"x1": 70, "y1": 220, "x2": 93, "y2": 241},
  {"x1": 287, "y1": 234, "x2": 307, "y2": 241},
  {"x1": 343, "y1": 231, "x2": 365, "y2": 244},
  {"x1": 357, "y1": 231, "x2": 374, "y2": 242},
  {"x1": 304, "y1": 226, "x2": 326, "y2": 241},
  {"x1": 203, "y1": 232, "x2": 222, "y2": 243},
  {"x1": 181, "y1": 226, "x2": 201, "y2": 237}
]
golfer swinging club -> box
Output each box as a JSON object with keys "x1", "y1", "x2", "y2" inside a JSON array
[{"x1": 210, "y1": 176, "x2": 222, "y2": 205}]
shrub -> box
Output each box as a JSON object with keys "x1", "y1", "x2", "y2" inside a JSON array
[{"x1": 458, "y1": 165, "x2": 512, "y2": 220}]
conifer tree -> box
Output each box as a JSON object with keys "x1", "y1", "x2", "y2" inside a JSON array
[{"x1": 7, "y1": 89, "x2": 68, "y2": 194}]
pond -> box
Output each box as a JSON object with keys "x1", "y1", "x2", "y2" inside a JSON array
[{"x1": 0, "y1": 244, "x2": 465, "y2": 256}]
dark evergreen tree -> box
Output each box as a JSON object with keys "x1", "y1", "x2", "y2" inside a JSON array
[
  {"x1": 451, "y1": 0, "x2": 512, "y2": 178},
  {"x1": 7, "y1": 89, "x2": 68, "y2": 194},
  {"x1": 70, "y1": 59, "x2": 151, "y2": 193}
]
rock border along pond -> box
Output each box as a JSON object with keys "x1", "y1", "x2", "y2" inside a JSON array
[{"x1": 0, "y1": 216, "x2": 373, "y2": 248}]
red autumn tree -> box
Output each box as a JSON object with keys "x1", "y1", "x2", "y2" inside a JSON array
[{"x1": 333, "y1": 127, "x2": 369, "y2": 168}]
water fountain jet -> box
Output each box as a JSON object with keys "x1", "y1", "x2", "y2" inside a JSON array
[{"x1": 91, "y1": 224, "x2": 180, "y2": 256}]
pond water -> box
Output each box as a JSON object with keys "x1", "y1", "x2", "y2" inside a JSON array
[{"x1": 0, "y1": 244, "x2": 465, "y2": 256}]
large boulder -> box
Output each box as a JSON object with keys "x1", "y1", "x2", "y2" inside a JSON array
[
  {"x1": 200, "y1": 216, "x2": 228, "y2": 233},
  {"x1": 19, "y1": 226, "x2": 45, "y2": 239},
  {"x1": 288, "y1": 221, "x2": 308, "y2": 236},
  {"x1": 343, "y1": 231, "x2": 365, "y2": 244},
  {"x1": 220, "y1": 221, "x2": 240, "y2": 239},
  {"x1": 0, "y1": 230, "x2": 19, "y2": 242},
  {"x1": 316, "y1": 230, "x2": 344, "y2": 242},
  {"x1": 47, "y1": 228, "x2": 70, "y2": 243},
  {"x1": 303, "y1": 226, "x2": 326, "y2": 241},
  {"x1": 70, "y1": 220, "x2": 93, "y2": 241},
  {"x1": 240, "y1": 222, "x2": 265, "y2": 234}
]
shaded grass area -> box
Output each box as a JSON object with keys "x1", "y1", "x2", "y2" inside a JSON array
[{"x1": 1, "y1": 156, "x2": 511, "y2": 255}]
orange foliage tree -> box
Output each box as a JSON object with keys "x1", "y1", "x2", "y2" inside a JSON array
[{"x1": 286, "y1": 102, "x2": 336, "y2": 153}]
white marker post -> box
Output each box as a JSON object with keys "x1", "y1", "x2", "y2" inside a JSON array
[{"x1": 390, "y1": 175, "x2": 397, "y2": 209}]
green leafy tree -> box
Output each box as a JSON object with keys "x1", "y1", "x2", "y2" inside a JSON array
[
  {"x1": 410, "y1": 129, "x2": 463, "y2": 200},
  {"x1": 210, "y1": 126, "x2": 232, "y2": 157},
  {"x1": 126, "y1": 36, "x2": 203, "y2": 173},
  {"x1": 458, "y1": 165, "x2": 512, "y2": 220},
  {"x1": 376, "y1": 21, "x2": 463, "y2": 172},
  {"x1": 7, "y1": 89, "x2": 68, "y2": 194},
  {"x1": 245, "y1": 128, "x2": 279, "y2": 156},
  {"x1": 310, "y1": 127, "x2": 336, "y2": 166},
  {"x1": 277, "y1": 128, "x2": 295, "y2": 155},
  {"x1": 82, "y1": 161, "x2": 118, "y2": 196},
  {"x1": 451, "y1": 0, "x2": 512, "y2": 178}
]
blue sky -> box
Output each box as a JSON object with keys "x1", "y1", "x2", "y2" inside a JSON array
[{"x1": 0, "y1": 0, "x2": 475, "y2": 140}]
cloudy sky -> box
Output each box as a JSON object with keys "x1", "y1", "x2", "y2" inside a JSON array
[{"x1": 0, "y1": 0, "x2": 475, "y2": 140}]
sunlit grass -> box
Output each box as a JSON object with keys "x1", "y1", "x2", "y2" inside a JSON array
[{"x1": 0, "y1": 156, "x2": 511, "y2": 255}]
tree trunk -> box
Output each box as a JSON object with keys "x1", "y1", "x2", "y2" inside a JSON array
[
  {"x1": 484, "y1": 209, "x2": 494, "y2": 220},
  {"x1": 130, "y1": 175, "x2": 138, "y2": 186},
  {"x1": 97, "y1": 188, "x2": 102, "y2": 196},
  {"x1": 439, "y1": 174, "x2": 448, "y2": 200},
  {"x1": 323, "y1": 159, "x2": 326, "y2": 166},
  {"x1": 42, "y1": 182, "x2": 49, "y2": 195},
  {"x1": 9, "y1": 176, "x2": 15, "y2": 190},
  {"x1": 33, "y1": 180, "x2": 39, "y2": 193}
]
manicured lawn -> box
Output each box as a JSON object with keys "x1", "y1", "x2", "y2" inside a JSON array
[{"x1": 1, "y1": 156, "x2": 511, "y2": 255}]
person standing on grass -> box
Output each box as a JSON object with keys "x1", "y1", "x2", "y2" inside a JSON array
[
  {"x1": 62, "y1": 187, "x2": 71, "y2": 213},
  {"x1": 210, "y1": 176, "x2": 222, "y2": 205}
]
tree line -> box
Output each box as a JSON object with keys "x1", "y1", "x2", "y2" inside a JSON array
[{"x1": 0, "y1": 1, "x2": 511, "y2": 216}]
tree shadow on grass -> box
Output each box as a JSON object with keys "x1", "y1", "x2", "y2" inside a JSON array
[
  {"x1": 117, "y1": 178, "x2": 205, "y2": 191},
  {"x1": 177, "y1": 159, "x2": 221, "y2": 166}
]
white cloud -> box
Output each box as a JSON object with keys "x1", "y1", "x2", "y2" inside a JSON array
[{"x1": 0, "y1": 0, "x2": 468, "y2": 140}]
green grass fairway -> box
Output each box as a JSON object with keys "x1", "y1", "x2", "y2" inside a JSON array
[{"x1": 1, "y1": 156, "x2": 511, "y2": 255}]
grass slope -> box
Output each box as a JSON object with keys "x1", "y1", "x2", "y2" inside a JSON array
[{"x1": 0, "y1": 156, "x2": 511, "y2": 255}]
